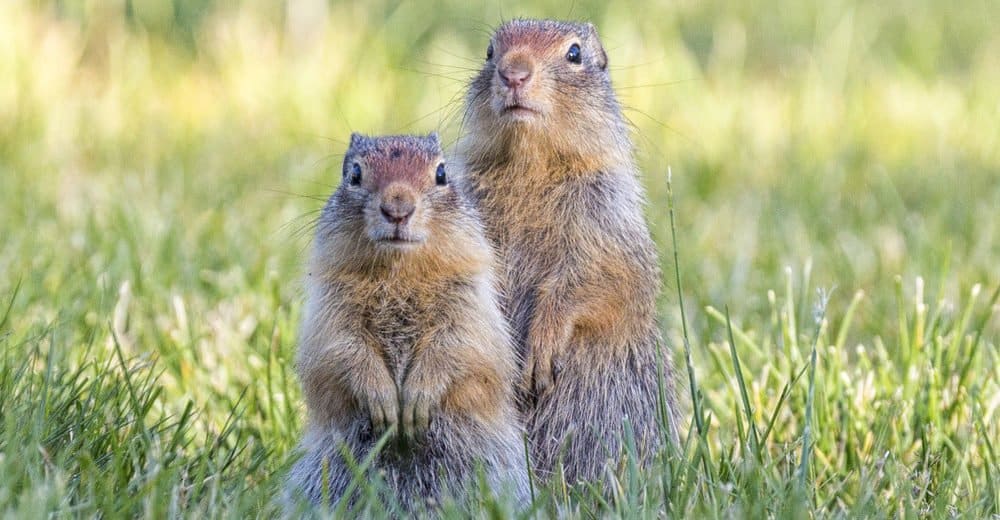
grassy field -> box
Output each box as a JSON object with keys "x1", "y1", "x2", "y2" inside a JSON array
[{"x1": 1, "y1": 0, "x2": 998, "y2": 517}]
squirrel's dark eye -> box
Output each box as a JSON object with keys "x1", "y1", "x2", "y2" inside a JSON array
[
  {"x1": 486, "y1": 43, "x2": 494, "y2": 61},
  {"x1": 435, "y1": 163, "x2": 447, "y2": 186},
  {"x1": 566, "y1": 43, "x2": 582, "y2": 64},
  {"x1": 349, "y1": 162, "x2": 362, "y2": 185}
]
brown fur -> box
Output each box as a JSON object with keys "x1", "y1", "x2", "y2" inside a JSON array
[
  {"x1": 457, "y1": 19, "x2": 680, "y2": 486},
  {"x1": 287, "y1": 134, "x2": 529, "y2": 511}
]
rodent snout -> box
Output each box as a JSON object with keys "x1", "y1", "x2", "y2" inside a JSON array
[
  {"x1": 497, "y1": 58, "x2": 533, "y2": 90},
  {"x1": 379, "y1": 193, "x2": 416, "y2": 225}
]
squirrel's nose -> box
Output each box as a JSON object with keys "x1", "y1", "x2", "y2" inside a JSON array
[
  {"x1": 498, "y1": 63, "x2": 532, "y2": 89},
  {"x1": 380, "y1": 198, "x2": 415, "y2": 225}
]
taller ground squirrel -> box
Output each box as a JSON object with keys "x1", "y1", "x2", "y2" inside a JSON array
[{"x1": 458, "y1": 19, "x2": 679, "y2": 485}]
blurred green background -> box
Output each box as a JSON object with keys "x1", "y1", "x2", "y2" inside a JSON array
[{"x1": 1, "y1": 0, "x2": 998, "y2": 515}]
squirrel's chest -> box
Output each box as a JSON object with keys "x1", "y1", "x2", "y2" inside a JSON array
[
  {"x1": 475, "y1": 173, "x2": 599, "y2": 269},
  {"x1": 476, "y1": 176, "x2": 573, "y2": 241},
  {"x1": 361, "y1": 294, "x2": 428, "y2": 378}
]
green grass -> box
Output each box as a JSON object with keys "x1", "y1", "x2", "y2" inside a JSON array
[{"x1": 1, "y1": 0, "x2": 998, "y2": 517}]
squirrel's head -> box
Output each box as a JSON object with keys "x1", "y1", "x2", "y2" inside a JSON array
[
  {"x1": 313, "y1": 133, "x2": 489, "y2": 277},
  {"x1": 335, "y1": 133, "x2": 452, "y2": 251},
  {"x1": 463, "y1": 19, "x2": 628, "y2": 168}
]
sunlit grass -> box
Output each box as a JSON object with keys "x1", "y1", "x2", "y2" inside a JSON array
[{"x1": 1, "y1": 0, "x2": 998, "y2": 517}]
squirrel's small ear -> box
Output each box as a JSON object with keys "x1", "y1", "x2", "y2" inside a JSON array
[
  {"x1": 428, "y1": 132, "x2": 441, "y2": 147},
  {"x1": 597, "y1": 47, "x2": 608, "y2": 70},
  {"x1": 583, "y1": 23, "x2": 608, "y2": 70},
  {"x1": 349, "y1": 132, "x2": 364, "y2": 148}
]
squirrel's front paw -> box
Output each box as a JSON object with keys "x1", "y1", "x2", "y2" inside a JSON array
[
  {"x1": 400, "y1": 387, "x2": 437, "y2": 440},
  {"x1": 362, "y1": 391, "x2": 399, "y2": 436}
]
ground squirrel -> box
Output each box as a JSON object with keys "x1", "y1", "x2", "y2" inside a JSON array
[
  {"x1": 457, "y1": 19, "x2": 679, "y2": 485},
  {"x1": 287, "y1": 134, "x2": 529, "y2": 510}
]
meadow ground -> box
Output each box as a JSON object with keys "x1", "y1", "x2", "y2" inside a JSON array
[{"x1": 1, "y1": 0, "x2": 998, "y2": 517}]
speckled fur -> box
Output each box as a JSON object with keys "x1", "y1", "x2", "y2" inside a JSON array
[
  {"x1": 457, "y1": 19, "x2": 680, "y2": 486},
  {"x1": 287, "y1": 134, "x2": 529, "y2": 511}
]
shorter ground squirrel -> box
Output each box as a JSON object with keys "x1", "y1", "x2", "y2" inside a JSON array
[
  {"x1": 287, "y1": 133, "x2": 529, "y2": 511},
  {"x1": 458, "y1": 19, "x2": 680, "y2": 485}
]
